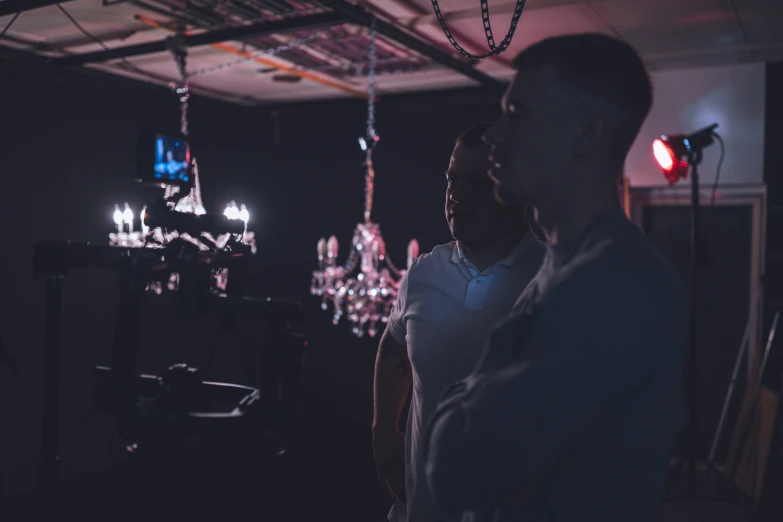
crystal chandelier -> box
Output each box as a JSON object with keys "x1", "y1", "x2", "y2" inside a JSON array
[{"x1": 311, "y1": 18, "x2": 419, "y2": 338}]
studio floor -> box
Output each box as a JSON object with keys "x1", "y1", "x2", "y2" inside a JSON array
[{"x1": 1, "y1": 439, "x2": 760, "y2": 522}]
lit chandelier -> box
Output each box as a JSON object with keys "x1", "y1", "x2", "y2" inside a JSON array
[
  {"x1": 311, "y1": 18, "x2": 419, "y2": 338},
  {"x1": 108, "y1": 38, "x2": 255, "y2": 294},
  {"x1": 109, "y1": 160, "x2": 256, "y2": 294}
]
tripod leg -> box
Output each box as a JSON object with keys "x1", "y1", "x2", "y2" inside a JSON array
[
  {"x1": 38, "y1": 275, "x2": 64, "y2": 499},
  {"x1": 666, "y1": 457, "x2": 686, "y2": 493},
  {"x1": 704, "y1": 461, "x2": 755, "y2": 504}
]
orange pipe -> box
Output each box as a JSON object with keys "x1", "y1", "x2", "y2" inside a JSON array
[{"x1": 134, "y1": 14, "x2": 368, "y2": 99}]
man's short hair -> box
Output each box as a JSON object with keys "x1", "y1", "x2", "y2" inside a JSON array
[
  {"x1": 513, "y1": 33, "x2": 652, "y2": 159},
  {"x1": 455, "y1": 122, "x2": 493, "y2": 150}
]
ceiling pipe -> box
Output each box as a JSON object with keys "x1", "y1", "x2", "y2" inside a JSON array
[
  {"x1": 133, "y1": 14, "x2": 369, "y2": 99},
  {"x1": 0, "y1": 0, "x2": 76, "y2": 17},
  {"x1": 56, "y1": 11, "x2": 346, "y2": 65}
]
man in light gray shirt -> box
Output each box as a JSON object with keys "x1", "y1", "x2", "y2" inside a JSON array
[
  {"x1": 424, "y1": 34, "x2": 685, "y2": 522},
  {"x1": 372, "y1": 123, "x2": 545, "y2": 522}
]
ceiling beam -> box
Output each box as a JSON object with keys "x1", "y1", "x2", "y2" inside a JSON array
[
  {"x1": 0, "y1": 0, "x2": 76, "y2": 17},
  {"x1": 55, "y1": 11, "x2": 346, "y2": 66},
  {"x1": 319, "y1": 0, "x2": 504, "y2": 89},
  {"x1": 0, "y1": 43, "x2": 256, "y2": 104}
]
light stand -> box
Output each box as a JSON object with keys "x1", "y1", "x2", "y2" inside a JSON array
[{"x1": 653, "y1": 124, "x2": 754, "y2": 504}]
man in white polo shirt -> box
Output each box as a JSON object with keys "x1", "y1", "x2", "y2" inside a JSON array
[{"x1": 372, "y1": 122, "x2": 546, "y2": 522}]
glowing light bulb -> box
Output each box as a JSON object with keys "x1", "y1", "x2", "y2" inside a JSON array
[
  {"x1": 239, "y1": 204, "x2": 249, "y2": 223},
  {"x1": 113, "y1": 205, "x2": 123, "y2": 226},
  {"x1": 122, "y1": 203, "x2": 134, "y2": 233},
  {"x1": 224, "y1": 201, "x2": 239, "y2": 220},
  {"x1": 122, "y1": 203, "x2": 133, "y2": 224},
  {"x1": 141, "y1": 206, "x2": 149, "y2": 235},
  {"x1": 652, "y1": 139, "x2": 675, "y2": 171}
]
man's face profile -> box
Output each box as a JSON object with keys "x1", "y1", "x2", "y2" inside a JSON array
[
  {"x1": 485, "y1": 65, "x2": 575, "y2": 207},
  {"x1": 445, "y1": 143, "x2": 511, "y2": 247}
]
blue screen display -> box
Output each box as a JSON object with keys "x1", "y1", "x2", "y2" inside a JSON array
[{"x1": 154, "y1": 136, "x2": 190, "y2": 183}]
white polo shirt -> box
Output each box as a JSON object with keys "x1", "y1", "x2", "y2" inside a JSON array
[{"x1": 387, "y1": 229, "x2": 545, "y2": 522}]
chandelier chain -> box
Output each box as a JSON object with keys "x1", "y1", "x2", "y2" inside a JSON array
[
  {"x1": 363, "y1": 17, "x2": 378, "y2": 223},
  {"x1": 366, "y1": 18, "x2": 377, "y2": 143},
  {"x1": 430, "y1": 0, "x2": 527, "y2": 59},
  {"x1": 166, "y1": 30, "x2": 329, "y2": 136},
  {"x1": 167, "y1": 34, "x2": 190, "y2": 136}
]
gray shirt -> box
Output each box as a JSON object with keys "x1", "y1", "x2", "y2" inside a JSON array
[{"x1": 423, "y1": 209, "x2": 685, "y2": 522}]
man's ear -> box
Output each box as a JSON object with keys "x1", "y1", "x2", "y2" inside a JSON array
[{"x1": 571, "y1": 115, "x2": 605, "y2": 158}]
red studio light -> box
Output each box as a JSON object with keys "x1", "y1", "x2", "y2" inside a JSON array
[
  {"x1": 652, "y1": 123, "x2": 718, "y2": 186},
  {"x1": 653, "y1": 136, "x2": 689, "y2": 185}
]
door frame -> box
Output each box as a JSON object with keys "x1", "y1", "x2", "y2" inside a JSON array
[{"x1": 629, "y1": 183, "x2": 767, "y2": 382}]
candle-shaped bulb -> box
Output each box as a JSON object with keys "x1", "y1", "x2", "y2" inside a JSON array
[
  {"x1": 317, "y1": 237, "x2": 326, "y2": 270},
  {"x1": 224, "y1": 200, "x2": 239, "y2": 220},
  {"x1": 122, "y1": 203, "x2": 133, "y2": 224},
  {"x1": 141, "y1": 206, "x2": 149, "y2": 236},
  {"x1": 239, "y1": 204, "x2": 249, "y2": 224},
  {"x1": 123, "y1": 203, "x2": 134, "y2": 233},
  {"x1": 113, "y1": 205, "x2": 123, "y2": 226},
  {"x1": 326, "y1": 235, "x2": 338, "y2": 265},
  {"x1": 407, "y1": 239, "x2": 420, "y2": 268}
]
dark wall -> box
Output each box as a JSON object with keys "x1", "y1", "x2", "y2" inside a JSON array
[
  {"x1": 763, "y1": 61, "x2": 783, "y2": 389},
  {"x1": 0, "y1": 61, "x2": 500, "y2": 512}
]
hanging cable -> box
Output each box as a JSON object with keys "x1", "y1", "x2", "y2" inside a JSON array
[
  {"x1": 1, "y1": 11, "x2": 20, "y2": 38},
  {"x1": 55, "y1": 4, "x2": 154, "y2": 79},
  {"x1": 430, "y1": 0, "x2": 527, "y2": 59},
  {"x1": 710, "y1": 133, "x2": 726, "y2": 207}
]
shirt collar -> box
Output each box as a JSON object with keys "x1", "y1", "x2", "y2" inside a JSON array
[{"x1": 450, "y1": 225, "x2": 538, "y2": 271}]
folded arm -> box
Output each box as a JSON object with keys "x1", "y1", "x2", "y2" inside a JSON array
[
  {"x1": 424, "y1": 310, "x2": 658, "y2": 512},
  {"x1": 373, "y1": 327, "x2": 412, "y2": 430}
]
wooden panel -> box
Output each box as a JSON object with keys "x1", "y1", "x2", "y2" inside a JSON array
[{"x1": 726, "y1": 386, "x2": 780, "y2": 502}]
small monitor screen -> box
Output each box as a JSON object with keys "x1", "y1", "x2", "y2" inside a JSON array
[{"x1": 153, "y1": 136, "x2": 190, "y2": 184}]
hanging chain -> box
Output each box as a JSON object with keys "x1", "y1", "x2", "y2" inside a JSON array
[
  {"x1": 167, "y1": 34, "x2": 190, "y2": 136},
  {"x1": 363, "y1": 17, "x2": 378, "y2": 223},
  {"x1": 188, "y1": 29, "x2": 330, "y2": 77},
  {"x1": 165, "y1": 29, "x2": 331, "y2": 136},
  {"x1": 431, "y1": 0, "x2": 527, "y2": 59},
  {"x1": 366, "y1": 19, "x2": 377, "y2": 145}
]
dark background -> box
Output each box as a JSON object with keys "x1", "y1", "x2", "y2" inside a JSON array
[
  {"x1": 0, "y1": 60, "x2": 500, "y2": 520},
  {"x1": 0, "y1": 59, "x2": 781, "y2": 520}
]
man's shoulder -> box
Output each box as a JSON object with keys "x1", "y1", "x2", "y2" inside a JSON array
[
  {"x1": 572, "y1": 224, "x2": 683, "y2": 308},
  {"x1": 407, "y1": 241, "x2": 457, "y2": 277}
]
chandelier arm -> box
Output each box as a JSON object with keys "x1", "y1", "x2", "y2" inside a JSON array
[
  {"x1": 382, "y1": 252, "x2": 405, "y2": 277},
  {"x1": 344, "y1": 245, "x2": 360, "y2": 272}
]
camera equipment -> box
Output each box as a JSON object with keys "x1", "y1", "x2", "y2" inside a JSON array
[
  {"x1": 33, "y1": 226, "x2": 304, "y2": 496},
  {"x1": 137, "y1": 129, "x2": 192, "y2": 187}
]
